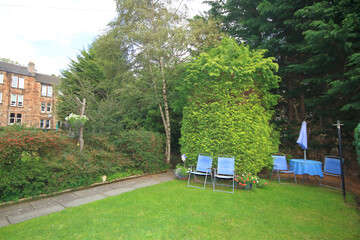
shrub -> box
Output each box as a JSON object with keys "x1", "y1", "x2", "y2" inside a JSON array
[
  {"x1": 0, "y1": 128, "x2": 73, "y2": 164},
  {"x1": 112, "y1": 130, "x2": 168, "y2": 172},
  {"x1": 354, "y1": 123, "x2": 360, "y2": 166},
  {"x1": 180, "y1": 38, "x2": 280, "y2": 174},
  {"x1": 174, "y1": 164, "x2": 190, "y2": 180},
  {"x1": 0, "y1": 127, "x2": 167, "y2": 203}
]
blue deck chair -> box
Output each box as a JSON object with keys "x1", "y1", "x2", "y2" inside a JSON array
[
  {"x1": 270, "y1": 155, "x2": 297, "y2": 184},
  {"x1": 187, "y1": 153, "x2": 213, "y2": 189},
  {"x1": 213, "y1": 155, "x2": 235, "y2": 193},
  {"x1": 320, "y1": 156, "x2": 343, "y2": 189}
]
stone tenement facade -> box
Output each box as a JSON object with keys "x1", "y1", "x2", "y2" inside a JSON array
[{"x1": 0, "y1": 61, "x2": 60, "y2": 129}]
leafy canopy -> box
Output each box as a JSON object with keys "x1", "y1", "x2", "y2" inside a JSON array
[{"x1": 180, "y1": 38, "x2": 280, "y2": 173}]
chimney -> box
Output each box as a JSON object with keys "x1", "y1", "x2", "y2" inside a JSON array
[{"x1": 27, "y1": 61, "x2": 35, "y2": 74}]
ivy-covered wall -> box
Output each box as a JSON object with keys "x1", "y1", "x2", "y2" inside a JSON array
[{"x1": 180, "y1": 38, "x2": 280, "y2": 173}]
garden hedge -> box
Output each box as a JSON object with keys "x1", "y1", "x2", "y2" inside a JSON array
[{"x1": 0, "y1": 126, "x2": 166, "y2": 202}]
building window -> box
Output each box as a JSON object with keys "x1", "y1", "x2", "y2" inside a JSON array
[
  {"x1": 0, "y1": 73, "x2": 3, "y2": 84},
  {"x1": 0, "y1": 92, "x2": 2, "y2": 103},
  {"x1": 40, "y1": 119, "x2": 50, "y2": 129},
  {"x1": 12, "y1": 76, "x2": 24, "y2": 89},
  {"x1": 41, "y1": 85, "x2": 53, "y2": 97},
  {"x1": 46, "y1": 120, "x2": 50, "y2": 129},
  {"x1": 18, "y1": 95, "x2": 23, "y2": 107},
  {"x1": 11, "y1": 94, "x2": 16, "y2": 106},
  {"x1": 9, "y1": 113, "x2": 22, "y2": 124},
  {"x1": 40, "y1": 102, "x2": 51, "y2": 113},
  {"x1": 41, "y1": 102, "x2": 46, "y2": 112},
  {"x1": 10, "y1": 94, "x2": 23, "y2": 107},
  {"x1": 47, "y1": 103, "x2": 51, "y2": 112}
]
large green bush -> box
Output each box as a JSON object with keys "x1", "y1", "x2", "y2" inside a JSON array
[
  {"x1": 111, "y1": 130, "x2": 167, "y2": 173},
  {"x1": 180, "y1": 38, "x2": 280, "y2": 174},
  {"x1": 0, "y1": 127, "x2": 166, "y2": 202},
  {"x1": 354, "y1": 123, "x2": 360, "y2": 166}
]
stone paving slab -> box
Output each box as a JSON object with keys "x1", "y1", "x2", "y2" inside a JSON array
[
  {"x1": 108, "y1": 179, "x2": 138, "y2": 189},
  {"x1": 30, "y1": 196, "x2": 63, "y2": 210},
  {"x1": 0, "y1": 217, "x2": 9, "y2": 228},
  {"x1": 62, "y1": 194, "x2": 107, "y2": 208},
  {"x1": 0, "y1": 171, "x2": 176, "y2": 228},
  {"x1": 72, "y1": 187, "x2": 106, "y2": 198},
  {"x1": 102, "y1": 186, "x2": 137, "y2": 197},
  {"x1": 134, "y1": 179, "x2": 163, "y2": 188},
  {"x1": 7, "y1": 204, "x2": 65, "y2": 224},
  {"x1": 51, "y1": 192, "x2": 80, "y2": 205},
  {"x1": 0, "y1": 203, "x2": 34, "y2": 217}
]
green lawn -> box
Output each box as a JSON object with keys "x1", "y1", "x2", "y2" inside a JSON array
[{"x1": 0, "y1": 180, "x2": 359, "y2": 240}]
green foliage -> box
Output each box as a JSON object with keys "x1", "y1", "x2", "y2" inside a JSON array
[
  {"x1": 65, "y1": 113, "x2": 89, "y2": 128},
  {"x1": 106, "y1": 169, "x2": 143, "y2": 182},
  {"x1": 180, "y1": 38, "x2": 280, "y2": 174},
  {"x1": 111, "y1": 130, "x2": 168, "y2": 173},
  {"x1": 207, "y1": 0, "x2": 360, "y2": 170},
  {"x1": 235, "y1": 172, "x2": 268, "y2": 188},
  {"x1": 0, "y1": 128, "x2": 71, "y2": 164},
  {"x1": 0, "y1": 127, "x2": 166, "y2": 202},
  {"x1": 58, "y1": 47, "x2": 132, "y2": 135},
  {"x1": 0, "y1": 57, "x2": 22, "y2": 65},
  {"x1": 174, "y1": 164, "x2": 189, "y2": 180},
  {"x1": 354, "y1": 123, "x2": 360, "y2": 166}
]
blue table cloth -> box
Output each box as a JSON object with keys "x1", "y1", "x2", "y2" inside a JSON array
[{"x1": 289, "y1": 159, "x2": 323, "y2": 177}]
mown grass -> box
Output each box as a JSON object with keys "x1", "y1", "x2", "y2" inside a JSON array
[{"x1": 0, "y1": 180, "x2": 359, "y2": 240}]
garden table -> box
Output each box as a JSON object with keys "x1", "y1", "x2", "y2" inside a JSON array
[{"x1": 289, "y1": 159, "x2": 323, "y2": 184}]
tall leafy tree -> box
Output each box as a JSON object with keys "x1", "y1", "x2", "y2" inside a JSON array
[
  {"x1": 206, "y1": 0, "x2": 360, "y2": 169},
  {"x1": 104, "y1": 0, "x2": 213, "y2": 164},
  {"x1": 293, "y1": 0, "x2": 360, "y2": 129},
  {"x1": 206, "y1": 0, "x2": 312, "y2": 122},
  {"x1": 58, "y1": 47, "x2": 131, "y2": 134},
  {"x1": 181, "y1": 38, "x2": 280, "y2": 173}
]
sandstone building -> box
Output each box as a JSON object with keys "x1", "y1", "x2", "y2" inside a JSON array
[{"x1": 0, "y1": 61, "x2": 60, "y2": 129}]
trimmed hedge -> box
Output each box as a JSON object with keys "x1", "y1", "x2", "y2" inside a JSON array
[{"x1": 0, "y1": 126, "x2": 167, "y2": 202}]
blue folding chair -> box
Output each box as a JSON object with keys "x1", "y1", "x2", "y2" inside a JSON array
[
  {"x1": 271, "y1": 155, "x2": 297, "y2": 184},
  {"x1": 320, "y1": 156, "x2": 343, "y2": 189},
  {"x1": 187, "y1": 153, "x2": 213, "y2": 189},
  {"x1": 213, "y1": 155, "x2": 235, "y2": 193}
]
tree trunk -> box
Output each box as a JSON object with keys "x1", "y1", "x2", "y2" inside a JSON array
[
  {"x1": 76, "y1": 97, "x2": 86, "y2": 152},
  {"x1": 149, "y1": 61, "x2": 171, "y2": 164},
  {"x1": 286, "y1": 78, "x2": 295, "y2": 121},
  {"x1": 300, "y1": 93, "x2": 306, "y2": 120},
  {"x1": 159, "y1": 59, "x2": 171, "y2": 164}
]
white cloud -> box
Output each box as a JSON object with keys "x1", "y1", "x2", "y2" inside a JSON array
[
  {"x1": 0, "y1": 0, "x2": 116, "y2": 75},
  {"x1": 0, "y1": 0, "x2": 209, "y2": 75}
]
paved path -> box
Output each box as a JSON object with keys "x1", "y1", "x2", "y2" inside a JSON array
[{"x1": 0, "y1": 171, "x2": 175, "y2": 228}]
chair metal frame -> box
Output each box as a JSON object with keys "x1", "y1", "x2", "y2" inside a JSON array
[
  {"x1": 187, "y1": 153, "x2": 213, "y2": 190},
  {"x1": 320, "y1": 156, "x2": 343, "y2": 190},
  {"x1": 213, "y1": 155, "x2": 236, "y2": 193},
  {"x1": 270, "y1": 155, "x2": 297, "y2": 184}
]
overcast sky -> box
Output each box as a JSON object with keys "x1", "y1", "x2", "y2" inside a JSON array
[{"x1": 0, "y1": 0, "x2": 209, "y2": 76}]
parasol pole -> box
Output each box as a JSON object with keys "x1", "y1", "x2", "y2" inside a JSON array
[{"x1": 333, "y1": 120, "x2": 346, "y2": 202}]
